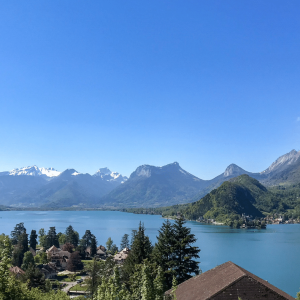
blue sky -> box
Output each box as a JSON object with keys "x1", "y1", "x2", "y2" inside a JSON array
[{"x1": 0, "y1": 1, "x2": 299, "y2": 179}]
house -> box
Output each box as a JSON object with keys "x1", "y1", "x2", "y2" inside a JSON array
[
  {"x1": 9, "y1": 266, "x2": 25, "y2": 278},
  {"x1": 114, "y1": 247, "x2": 130, "y2": 264},
  {"x1": 96, "y1": 248, "x2": 106, "y2": 258},
  {"x1": 46, "y1": 245, "x2": 71, "y2": 270},
  {"x1": 165, "y1": 261, "x2": 294, "y2": 300}
]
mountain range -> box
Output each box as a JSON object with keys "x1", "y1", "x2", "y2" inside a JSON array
[{"x1": 0, "y1": 149, "x2": 299, "y2": 208}]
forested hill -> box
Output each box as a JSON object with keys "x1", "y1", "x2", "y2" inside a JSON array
[{"x1": 128, "y1": 175, "x2": 300, "y2": 224}]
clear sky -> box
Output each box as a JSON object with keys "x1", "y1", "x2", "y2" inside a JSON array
[{"x1": 0, "y1": 1, "x2": 300, "y2": 179}]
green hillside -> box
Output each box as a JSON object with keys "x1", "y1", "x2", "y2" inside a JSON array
[{"x1": 128, "y1": 175, "x2": 300, "y2": 225}]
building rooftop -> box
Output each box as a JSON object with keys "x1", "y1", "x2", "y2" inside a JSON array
[{"x1": 165, "y1": 261, "x2": 294, "y2": 300}]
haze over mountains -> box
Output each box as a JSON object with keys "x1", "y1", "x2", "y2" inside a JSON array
[{"x1": 0, "y1": 149, "x2": 299, "y2": 208}]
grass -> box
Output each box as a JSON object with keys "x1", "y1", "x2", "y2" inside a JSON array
[
  {"x1": 56, "y1": 274, "x2": 81, "y2": 282},
  {"x1": 70, "y1": 284, "x2": 88, "y2": 292}
]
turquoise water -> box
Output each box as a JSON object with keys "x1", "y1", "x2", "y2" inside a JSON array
[{"x1": 1, "y1": 211, "x2": 300, "y2": 297}]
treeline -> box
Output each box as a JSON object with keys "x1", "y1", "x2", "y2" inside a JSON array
[
  {"x1": 86, "y1": 217, "x2": 200, "y2": 299},
  {"x1": 0, "y1": 217, "x2": 200, "y2": 299}
]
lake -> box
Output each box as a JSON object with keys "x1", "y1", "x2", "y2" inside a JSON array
[{"x1": 1, "y1": 210, "x2": 299, "y2": 297}]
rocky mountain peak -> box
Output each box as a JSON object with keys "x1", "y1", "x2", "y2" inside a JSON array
[
  {"x1": 261, "y1": 149, "x2": 300, "y2": 175},
  {"x1": 224, "y1": 164, "x2": 248, "y2": 177}
]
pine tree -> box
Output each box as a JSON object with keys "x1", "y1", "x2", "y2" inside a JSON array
[
  {"x1": 29, "y1": 230, "x2": 38, "y2": 251},
  {"x1": 172, "y1": 217, "x2": 200, "y2": 284},
  {"x1": 90, "y1": 236, "x2": 97, "y2": 257},
  {"x1": 120, "y1": 233, "x2": 130, "y2": 250},
  {"x1": 65, "y1": 225, "x2": 79, "y2": 246},
  {"x1": 80, "y1": 230, "x2": 94, "y2": 248},
  {"x1": 152, "y1": 220, "x2": 176, "y2": 289},
  {"x1": 141, "y1": 263, "x2": 154, "y2": 300},
  {"x1": 46, "y1": 227, "x2": 59, "y2": 248},
  {"x1": 123, "y1": 222, "x2": 153, "y2": 278},
  {"x1": 153, "y1": 266, "x2": 165, "y2": 300}
]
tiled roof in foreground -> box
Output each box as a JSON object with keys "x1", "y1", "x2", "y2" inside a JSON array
[{"x1": 165, "y1": 261, "x2": 294, "y2": 300}]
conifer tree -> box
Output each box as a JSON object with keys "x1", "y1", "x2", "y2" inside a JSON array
[
  {"x1": 153, "y1": 266, "x2": 165, "y2": 300},
  {"x1": 80, "y1": 230, "x2": 94, "y2": 248},
  {"x1": 29, "y1": 230, "x2": 38, "y2": 251},
  {"x1": 120, "y1": 233, "x2": 130, "y2": 250},
  {"x1": 65, "y1": 225, "x2": 79, "y2": 246},
  {"x1": 172, "y1": 216, "x2": 200, "y2": 284},
  {"x1": 90, "y1": 236, "x2": 97, "y2": 257},
  {"x1": 152, "y1": 220, "x2": 176, "y2": 289},
  {"x1": 141, "y1": 263, "x2": 154, "y2": 300},
  {"x1": 123, "y1": 222, "x2": 153, "y2": 277},
  {"x1": 46, "y1": 227, "x2": 59, "y2": 248}
]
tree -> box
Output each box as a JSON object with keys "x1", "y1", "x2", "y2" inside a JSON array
[
  {"x1": 85, "y1": 257, "x2": 102, "y2": 298},
  {"x1": 34, "y1": 251, "x2": 48, "y2": 265},
  {"x1": 141, "y1": 263, "x2": 154, "y2": 300},
  {"x1": 22, "y1": 263, "x2": 46, "y2": 290},
  {"x1": 120, "y1": 233, "x2": 130, "y2": 250},
  {"x1": 12, "y1": 232, "x2": 29, "y2": 267},
  {"x1": 29, "y1": 230, "x2": 38, "y2": 251},
  {"x1": 12, "y1": 247, "x2": 23, "y2": 267},
  {"x1": 62, "y1": 242, "x2": 74, "y2": 253},
  {"x1": 172, "y1": 217, "x2": 200, "y2": 284},
  {"x1": 11, "y1": 222, "x2": 26, "y2": 245},
  {"x1": 106, "y1": 237, "x2": 113, "y2": 254},
  {"x1": 66, "y1": 251, "x2": 83, "y2": 272},
  {"x1": 80, "y1": 230, "x2": 94, "y2": 248},
  {"x1": 152, "y1": 220, "x2": 176, "y2": 289},
  {"x1": 123, "y1": 222, "x2": 153, "y2": 277},
  {"x1": 38, "y1": 228, "x2": 47, "y2": 248},
  {"x1": 90, "y1": 236, "x2": 97, "y2": 257},
  {"x1": 46, "y1": 227, "x2": 59, "y2": 248},
  {"x1": 21, "y1": 251, "x2": 35, "y2": 271},
  {"x1": 57, "y1": 233, "x2": 67, "y2": 245},
  {"x1": 65, "y1": 225, "x2": 79, "y2": 246}
]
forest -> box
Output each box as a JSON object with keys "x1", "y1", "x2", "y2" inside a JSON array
[{"x1": 0, "y1": 217, "x2": 200, "y2": 299}]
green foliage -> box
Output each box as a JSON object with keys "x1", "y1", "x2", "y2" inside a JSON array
[
  {"x1": 11, "y1": 222, "x2": 26, "y2": 245},
  {"x1": 80, "y1": 230, "x2": 94, "y2": 248},
  {"x1": 34, "y1": 251, "x2": 48, "y2": 265},
  {"x1": 120, "y1": 233, "x2": 130, "y2": 250},
  {"x1": 123, "y1": 222, "x2": 153, "y2": 278},
  {"x1": 152, "y1": 220, "x2": 175, "y2": 289},
  {"x1": 65, "y1": 225, "x2": 79, "y2": 246},
  {"x1": 57, "y1": 232, "x2": 67, "y2": 245},
  {"x1": 85, "y1": 257, "x2": 102, "y2": 297},
  {"x1": 172, "y1": 217, "x2": 200, "y2": 284},
  {"x1": 29, "y1": 230, "x2": 37, "y2": 251},
  {"x1": 90, "y1": 236, "x2": 97, "y2": 257},
  {"x1": 22, "y1": 263, "x2": 46, "y2": 290},
  {"x1": 21, "y1": 251, "x2": 35, "y2": 271},
  {"x1": 46, "y1": 227, "x2": 59, "y2": 248},
  {"x1": 38, "y1": 229, "x2": 47, "y2": 248}
]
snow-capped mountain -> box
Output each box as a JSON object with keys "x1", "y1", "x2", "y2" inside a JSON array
[
  {"x1": 6, "y1": 166, "x2": 61, "y2": 177},
  {"x1": 93, "y1": 167, "x2": 128, "y2": 183}
]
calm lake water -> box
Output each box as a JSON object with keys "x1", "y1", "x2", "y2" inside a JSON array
[{"x1": 1, "y1": 210, "x2": 299, "y2": 297}]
